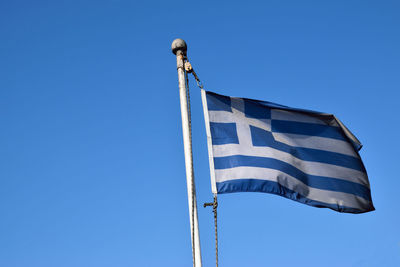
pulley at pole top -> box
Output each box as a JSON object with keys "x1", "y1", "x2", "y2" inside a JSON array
[{"x1": 171, "y1": 39, "x2": 204, "y2": 89}]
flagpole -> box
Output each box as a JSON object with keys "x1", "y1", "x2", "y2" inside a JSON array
[{"x1": 171, "y1": 38, "x2": 202, "y2": 267}]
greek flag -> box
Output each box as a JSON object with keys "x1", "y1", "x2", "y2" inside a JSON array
[{"x1": 201, "y1": 90, "x2": 374, "y2": 213}]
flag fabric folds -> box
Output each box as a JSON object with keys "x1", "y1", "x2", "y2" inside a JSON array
[{"x1": 201, "y1": 90, "x2": 374, "y2": 213}]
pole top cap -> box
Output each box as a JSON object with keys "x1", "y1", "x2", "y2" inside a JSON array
[{"x1": 171, "y1": 38, "x2": 187, "y2": 55}]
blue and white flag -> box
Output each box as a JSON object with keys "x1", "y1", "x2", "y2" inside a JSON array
[{"x1": 201, "y1": 90, "x2": 374, "y2": 213}]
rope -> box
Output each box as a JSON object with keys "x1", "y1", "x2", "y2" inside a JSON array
[
  {"x1": 213, "y1": 195, "x2": 219, "y2": 267},
  {"x1": 204, "y1": 195, "x2": 219, "y2": 267},
  {"x1": 185, "y1": 58, "x2": 219, "y2": 267},
  {"x1": 184, "y1": 60, "x2": 196, "y2": 267},
  {"x1": 191, "y1": 69, "x2": 204, "y2": 89},
  {"x1": 184, "y1": 61, "x2": 204, "y2": 89}
]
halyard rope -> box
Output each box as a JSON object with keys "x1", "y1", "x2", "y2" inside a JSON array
[
  {"x1": 185, "y1": 58, "x2": 219, "y2": 267},
  {"x1": 204, "y1": 195, "x2": 219, "y2": 267},
  {"x1": 184, "y1": 60, "x2": 196, "y2": 267}
]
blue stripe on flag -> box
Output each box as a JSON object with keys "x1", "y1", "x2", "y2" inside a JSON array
[
  {"x1": 272, "y1": 120, "x2": 347, "y2": 141},
  {"x1": 250, "y1": 126, "x2": 365, "y2": 172},
  {"x1": 216, "y1": 179, "x2": 373, "y2": 213},
  {"x1": 213, "y1": 155, "x2": 371, "y2": 201},
  {"x1": 244, "y1": 99, "x2": 271, "y2": 119}
]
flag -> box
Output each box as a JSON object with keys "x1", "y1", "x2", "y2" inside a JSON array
[{"x1": 201, "y1": 90, "x2": 374, "y2": 213}]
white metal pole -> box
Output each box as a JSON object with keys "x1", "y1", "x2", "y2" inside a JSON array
[{"x1": 171, "y1": 38, "x2": 202, "y2": 267}]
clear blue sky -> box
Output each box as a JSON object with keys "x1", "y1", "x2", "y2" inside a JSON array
[{"x1": 1, "y1": 1, "x2": 399, "y2": 266}]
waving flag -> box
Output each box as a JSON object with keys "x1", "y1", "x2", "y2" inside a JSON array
[{"x1": 201, "y1": 90, "x2": 374, "y2": 213}]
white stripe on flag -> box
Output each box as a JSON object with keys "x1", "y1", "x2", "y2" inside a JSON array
[
  {"x1": 215, "y1": 167, "x2": 371, "y2": 210},
  {"x1": 212, "y1": 144, "x2": 369, "y2": 187},
  {"x1": 271, "y1": 132, "x2": 357, "y2": 156},
  {"x1": 208, "y1": 110, "x2": 271, "y2": 132},
  {"x1": 201, "y1": 90, "x2": 217, "y2": 193}
]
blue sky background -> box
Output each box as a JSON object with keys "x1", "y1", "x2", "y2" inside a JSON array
[{"x1": 1, "y1": 1, "x2": 399, "y2": 266}]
